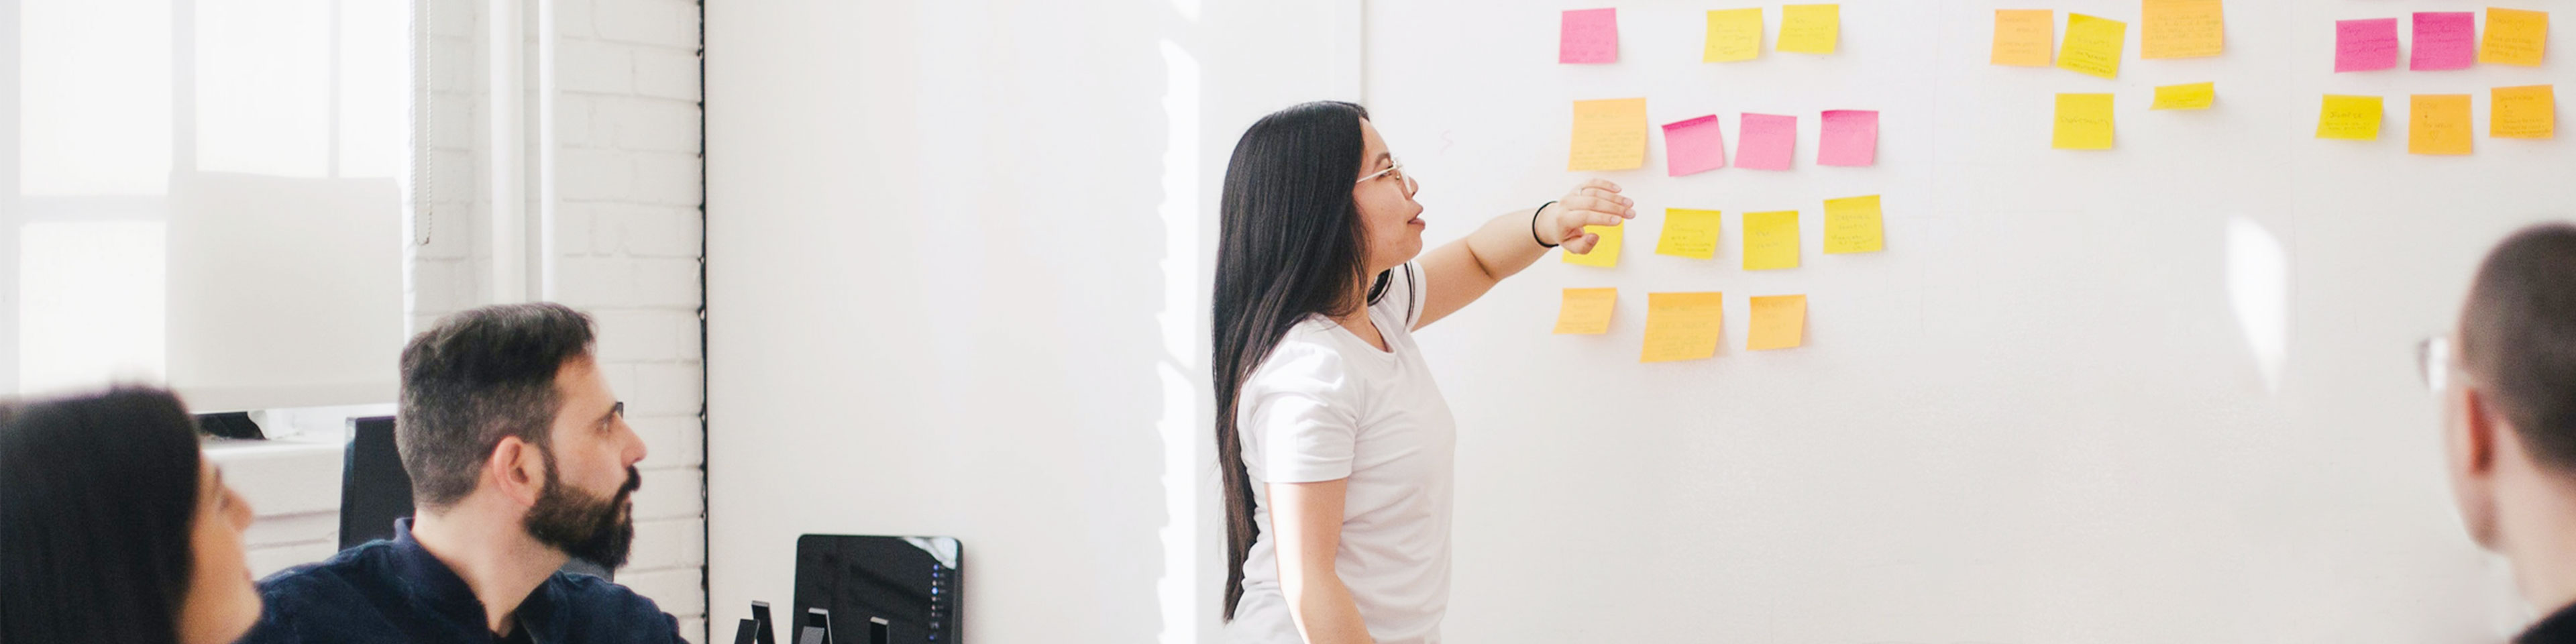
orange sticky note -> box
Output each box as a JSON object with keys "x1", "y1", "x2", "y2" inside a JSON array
[
  {"x1": 1704, "y1": 8, "x2": 1765, "y2": 62},
  {"x1": 2317, "y1": 95, "x2": 2383, "y2": 140},
  {"x1": 2493, "y1": 85, "x2": 2556, "y2": 139},
  {"x1": 1554, "y1": 288, "x2": 1617, "y2": 335},
  {"x1": 1822, "y1": 195, "x2": 1883, "y2": 254},
  {"x1": 1641, "y1": 292, "x2": 1724, "y2": 363},
  {"x1": 1747, "y1": 294, "x2": 1807, "y2": 350},
  {"x1": 1743, "y1": 211, "x2": 1801, "y2": 271},
  {"x1": 1561, "y1": 223, "x2": 1623, "y2": 268},
  {"x1": 2053, "y1": 93, "x2": 2116, "y2": 150},
  {"x1": 1656, "y1": 209, "x2": 1723, "y2": 260},
  {"x1": 2410, "y1": 94, "x2": 2473, "y2": 155},
  {"x1": 1568, "y1": 98, "x2": 1648, "y2": 171},
  {"x1": 2479, "y1": 8, "x2": 2548, "y2": 66},
  {"x1": 2141, "y1": 0, "x2": 2224, "y2": 59},
  {"x1": 1992, "y1": 9, "x2": 2054, "y2": 66},
  {"x1": 2057, "y1": 13, "x2": 2127, "y2": 79}
]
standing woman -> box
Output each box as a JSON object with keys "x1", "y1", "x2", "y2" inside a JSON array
[{"x1": 1213, "y1": 101, "x2": 1632, "y2": 644}]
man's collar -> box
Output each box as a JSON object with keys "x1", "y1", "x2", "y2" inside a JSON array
[{"x1": 2522, "y1": 598, "x2": 2576, "y2": 644}]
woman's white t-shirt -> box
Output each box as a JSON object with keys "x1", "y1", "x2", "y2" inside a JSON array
[{"x1": 1228, "y1": 262, "x2": 1458, "y2": 644}]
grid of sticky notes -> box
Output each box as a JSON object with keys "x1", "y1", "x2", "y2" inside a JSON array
[
  {"x1": 1571, "y1": 105, "x2": 1881, "y2": 174},
  {"x1": 1993, "y1": 5, "x2": 2230, "y2": 151},
  {"x1": 1698, "y1": 5, "x2": 1841, "y2": 62},
  {"x1": 2316, "y1": 9, "x2": 2557, "y2": 148},
  {"x1": 1554, "y1": 197, "x2": 1880, "y2": 359}
]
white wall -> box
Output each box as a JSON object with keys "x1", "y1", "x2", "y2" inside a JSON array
[{"x1": 705, "y1": 1, "x2": 1354, "y2": 641}]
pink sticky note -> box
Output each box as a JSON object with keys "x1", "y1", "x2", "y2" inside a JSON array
[
  {"x1": 2335, "y1": 18, "x2": 2399, "y2": 72},
  {"x1": 2410, "y1": 12, "x2": 2475, "y2": 70},
  {"x1": 1662, "y1": 115, "x2": 1727, "y2": 176},
  {"x1": 1735, "y1": 113, "x2": 1796, "y2": 171},
  {"x1": 1817, "y1": 110, "x2": 1878, "y2": 167},
  {"x1": 1560, "y1": 9, "x2": 1618, "y2": 64}
]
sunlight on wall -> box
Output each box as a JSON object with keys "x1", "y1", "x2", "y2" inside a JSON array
[
  {"x1": 1153, "y1": 34, "x2": 1205, "y2": 644},
  {"x1": 2226, "y1": 217, "x2": 2288, "y2": 392}
]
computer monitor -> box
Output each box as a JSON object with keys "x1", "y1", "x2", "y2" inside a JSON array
[{"x1": 792, "y1": 535, "x2": 962, "y2": 644}]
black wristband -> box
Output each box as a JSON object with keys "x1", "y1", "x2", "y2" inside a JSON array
[{"x1": 1532, "y1": 201, "x2": 1560, "y2": 248}]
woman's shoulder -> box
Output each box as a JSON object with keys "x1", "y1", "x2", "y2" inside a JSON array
[{"x1": 1246, "y1": 319, "x2": 1360, "y2": 392}]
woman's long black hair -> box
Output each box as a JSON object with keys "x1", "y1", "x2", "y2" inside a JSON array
[
  {"x1": 0, "y1": 388, "x2": 207, "y2": 644},
  {"x1": 1212, "y1": 100, "x2": 1375, "y2": 620}
]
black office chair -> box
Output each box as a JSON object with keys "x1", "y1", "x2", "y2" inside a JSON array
[{"x1": 339, "y1": 415, "x2": 612, "y2": 580}]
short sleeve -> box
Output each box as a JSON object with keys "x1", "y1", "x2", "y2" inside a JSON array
[{"x1": 1239, "y1": 341, "x2": 1360, "y2": 483}]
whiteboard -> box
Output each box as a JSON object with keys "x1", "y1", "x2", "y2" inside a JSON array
[{"x1": 1365, "y1": 1, "x2": 2569, "y2": 642}]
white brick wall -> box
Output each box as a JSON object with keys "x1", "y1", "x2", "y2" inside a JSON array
[{"x1": 553, "y1": 0, "x2": 706, "y2": 641}]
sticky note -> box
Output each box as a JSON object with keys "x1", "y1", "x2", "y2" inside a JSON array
[
  {"x1": 1704, "y1": 8, "x2": 1764, "y2": 62},
  {"x1": 2412, "y1": 12, "x2": 2477, "y2": 70},
  {"x1": 1662, "y1": 115, "x2": 1727, "y2": 176},
  {"x1": 1817, "y1": 109, "x2": 1878, "y2": 167},
  {"x1": 2317, "y1": 95, "x2": 2383, "y2": 140},
  {"x1": 2151, "y1": 83, "x2": 2215, "y2": 110},
  {"x1": 1779, "y1": 4, "x2": 1839, "y2": 54},
  {"x1": 1747, "y1": 294, "x2": 1808, "y2": 351},
  {"x1": 1736, "y1": 113, "x2": 1797, "y2": 171},
  {"x1": 1743, "y1": 211, "x2": 1801, "y2": 271},
  {"x1": 2052, "y1": 93, "x2": 2116, "y2": 150},
  {"x1": 2057, "y1": 13, "x2": 2127, "y2": 79},
  {"x1": 1553, "y1": 288, "x2": 1617, "y2": 335},
  {"x1": 1559, "y1": 8, "x2": 1619, "y2": 64},
  {"x1": 2493, "y1": 85, "x2": 2555, "y2": 139},
  {"x1": 1822, "y1": 195, "x2": 1883, "y2": 254},
  {"x1": 2335, "y1": 19, "x2": 2400, "y2": 72},
  {"x1": 1992, "y1": 9, "x2": 2054, "y2": 66},
  {"x1": 2141, "y1": 0, "x2": 2224, "y2": 59},
  {"x1": 1562, "y1": 223, "x2": 1623, "y2": 268},
  {"x1": 1657, "y1": 209, "x2": 1723, "y2": 259},
  {"x1": 1568, "y1": 98, "x2": 1648, "y2": 171},
  {"x1": 1641, "y1": 292, "x2": 1724, "y2": 363},
  {"x1": 2480, "y1": 8, "x2": 2548, "y2": 66},
  {"x1": 2410, "y1": 94, "x2": 2473, "y2": 155}
]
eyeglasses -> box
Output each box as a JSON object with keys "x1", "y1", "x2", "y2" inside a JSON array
[
  {"x1": 2417, "y1": 335, "x2": 2471, "y2": 391},
  {"x1": 1356, "y1": 156, "x2": 1411, "y2": 189}
]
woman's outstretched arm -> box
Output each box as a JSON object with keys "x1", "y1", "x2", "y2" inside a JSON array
[{"x1": 1414, "y1": 179, "x2": 1632, "y2": 329}]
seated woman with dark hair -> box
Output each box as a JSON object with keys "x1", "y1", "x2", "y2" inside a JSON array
[{"x1": 0, "y1": 387, "x2": 263, "y2": 644}]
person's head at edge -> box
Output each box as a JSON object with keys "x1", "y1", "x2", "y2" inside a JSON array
[
  {"x1": 400, "y1": 302, "x2": 647, "y2": 576},
  {"x1": 2443, "y1": 222, "x2": 2576, "y2": 611},
  {"x1": 0, "y1": 387, "x2": 262, "y2": 644},
  {"x1": 1211, "y1": 100, "x2": 1420, "y2": 621}
]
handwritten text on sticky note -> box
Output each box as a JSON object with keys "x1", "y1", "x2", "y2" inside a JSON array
[
  {"x1": 1642, "y1": 292, "x2": 1725, "y2": 363},
  {"x1": 2152, "y1": 83, "x2": 2214, "y2": 110},
  {"x1": 1743, "y1": 210, "x2": 1801, "y2": 270},
  {"x1": 1560, "y1": 9, "x2": 1619, "y2": 64},
  {"x1": 2317, "y1": 95, "x2": 2383, "y2": 140},
  {"x1": 2410, "y1": 94, "x2": 2473, "y2": 156},
  {"x1": 2493, "y1": 85, "x2": 2557, "y2": 140},
  {"x1": 1778, "y1": 4, "x2": 1839, "y2": 54},
  {"x1": 1705, "y1": 8, "x2": 1764, "y2": 62},
  {"x1": 1657, "y1": 209, "x2": 1723, "y2": 260},
  {"x1": 1823, "y1": 195, "x2": 1883, "y2": 254},
  {"x1": 1568, "y1": 98, "x2": 1648, "y2": 171},
  {"x1": 1554, "y1": 288, "x2": 1617, "y2": 335},
  {"x1": 2141, "y1": 0, "x2": 2223, "y2": 59},
  {"x1": 2412, "y1": 12, "x2": 2476, "y2": 70},
  {"x1": 2335, "y1": 19, "x2": 2399, "y2": 72},
  {"x1": 2058, "y1": 13, "x2": 2127, "y2": 79},
  {"x1": 1993, "y1": 9, "x2": 2054, "y2": 66},
  {"x1": 2480, "y1": 8, "x2": 2548, "y2": 67},
  {"x1": 2053, "y1": 93, "x2": 2116, "y2": 150},
  {"x1": 1748, "y1": 294, "x2": 1808, "y2": 351}
]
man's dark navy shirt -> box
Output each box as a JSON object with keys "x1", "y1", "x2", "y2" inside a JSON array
[
  {"x1": 2527, "y1": 600, "x2": 2576, "y2": 644},
  {"x1": 237, "y1": 519, "x2": 684, "y2": 644}
]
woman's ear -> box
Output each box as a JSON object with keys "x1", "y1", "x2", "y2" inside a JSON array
[{"x1": 486, "y1": 436, "x2": 547, "y2": 508}]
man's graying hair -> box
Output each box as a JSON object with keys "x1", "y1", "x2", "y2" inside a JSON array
[{"x1": 398, "y1": 303, "x2": 596, "y2": 510}]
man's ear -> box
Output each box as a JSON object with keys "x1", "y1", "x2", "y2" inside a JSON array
[
  {"x1": 2459, "y1": 386, "x2": 2502, "y2": 477},
  {"x1": 486, "y1": 436, "x2": 548, "y2": 508}
]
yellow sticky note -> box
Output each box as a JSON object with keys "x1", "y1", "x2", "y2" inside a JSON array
[
  {"x1": 2410, "y1": 94, "x2": 2474, "y2": 156},
  {"x1": 2141, "y1": 0, "x2": 2224, "y2": 59},
  {"x1": 1553, "y1": 288, "x2": 1617, "y2": 335},
  {"x1": 2480, "y1": 8, "x2": 2548, "y2": 66},
  {"x1": 1561, "y1": 223, "x2": 1623, "y2": 268},
  {"x1": 1568, "y1": 98, "x2": 1648, "y2": 171},
  {"x1": 2317, "y1": 95, "x2": 2383, "y2": 140},
  {"x1": 2494, "y1": 85, "x2": 2556, "y2": 140},
  {"x1": 1656, "y1": 209, "x2": 1723, "y2": 260},
  {"x1": 2057, "y1": 13, "x2": 2127, "y2": 79},
  {"x1": 1779, "y1": 4, "x2": 1839, "y2": 54},
  {"x1": 1704, "y1": 8, "x2": 1764, "y2": 62},
  {"x1": 1743, "y1": 211, "x2": 1801, "y2": 271},
  {"x1": 1822, "y1": 195, "x2": 1883, "y2": 254},
  {"x1": 2151, "y1": 82, "x2": 2215, "y2": 110},
  {"x1": 1992, "y1": 9, "x2": 2055, "y2": 66},
  {"x1": 1747, "y1": 294, "x2": 1808, "y2": 351},
  {"x1": 1641, "y1": 292, "x2": 1725, "y2": 363},
  {"x1": 2052, "y1": 93, "x2": 2116, "y2": 150}
]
